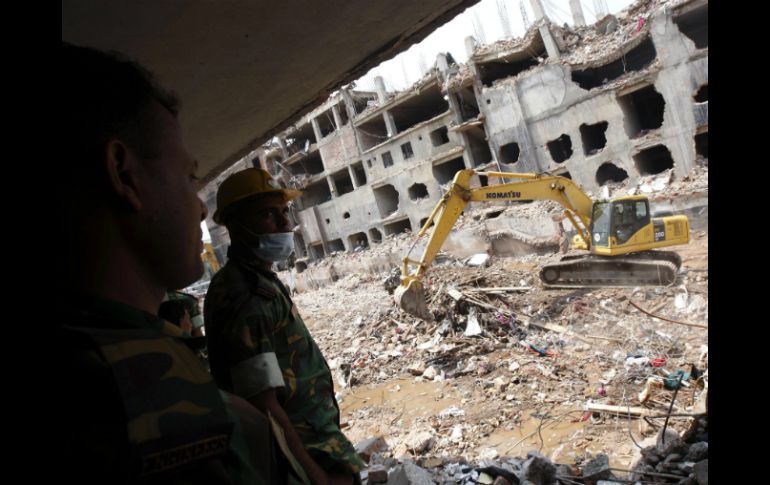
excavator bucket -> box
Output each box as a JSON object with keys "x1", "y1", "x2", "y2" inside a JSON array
[{"x1": 394, "y1": 279, "x2": 432, "y2": 321}]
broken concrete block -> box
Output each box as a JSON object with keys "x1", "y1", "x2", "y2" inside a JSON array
[
  {"x1": 465, "y1": 307, "x2": 483, "y2": 336},
  {"x1": 582, "y1": 453, "x2": 611, "y2": 482},
  {"x1": 422, "y1": 366, "x2": 439, "y2": 380},
  {"x1": 466, "y1": 253, "x2": 490, "y2": 267},
  {"x1": 521, "y1": 451, "x2": 556, "y2": 485},
  {"x1": 418, "y1": 456, "x2": 443, "y2": 469},
  {"x1": 595, "y1": 14, "x2": 619, "y2": 34},
  {"x1": 450, "y1": 425, "x2": 463, "y2": 442},
  {"x1": 686, "y1": 294, "x2": 707, "y2": 315},
  {"x1": 370, "y1": 452, "x2": 398, "y2": 469},
  {"x1": 656, "y1": 429, "x2": 682, "y2": 456},
  {"x1": 685, "y1": 442, "x2": 708, "y2": 462},
  {"x1": 477, "y1": 361, "x2": 494, "y2": 376},
  {"x1": 492, "y1": 376, "x2": 508, "y2": 392},
  {"x1": 387, "y1": 461, "x2": 435, "y2": 485},
  {"x1": 555, "y1": 463, "x2": 573, "y2": 478},
  {"x1": 368, "y1": 464, "x2": 389, "y2": 484},
  {"x1": 694, "y1": 459, "x2": 708, "y2": 485},
  {"x1": 355, "y1": 436, "x2": 389, "y2": 463},
  {"x1": 478, "y1": 448, "x2": 498, "y2": 460},
  {"x1": 651, "y1": 177, "x2": 668, "y2": 192},
  {"x1": 409, "y1": 362, "x2": 426, "y2": 376},
  {"x1": 675, "y1": 292, "x2": 688, "y2": 310},
  {"x1": 438, "y1": 406, "x2": 465, "y2": 418},
  {"x1": 404, "y1": 430, "x2": 434, "y2": 454}
]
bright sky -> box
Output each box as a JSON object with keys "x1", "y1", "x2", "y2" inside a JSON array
[
  {"x1": 354, "y1": 0, "x2": 636, "y2": 92},
  {"x1": 201, "y1": 221, "x2": 212, "y2": 242}
]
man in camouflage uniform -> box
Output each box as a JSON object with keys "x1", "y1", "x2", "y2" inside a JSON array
[
  {"x1": 205, "y1": 168, "x2": 365, "y2": 485},
  {"x1": 56, "y1": 42, "x2": 302, "y2": 484}
]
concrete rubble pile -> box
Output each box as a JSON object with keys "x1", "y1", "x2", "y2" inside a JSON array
[
  {"x1": 352, "y1": 421, "x2": 708, "y2": 484},
  {"x1": 290, "y1": 218, "x2": 707, "y2": 483}
]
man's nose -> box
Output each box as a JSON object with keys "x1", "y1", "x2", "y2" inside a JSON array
[{"x1": 277, "y1": 211, "x2": 291, "y2": 231}]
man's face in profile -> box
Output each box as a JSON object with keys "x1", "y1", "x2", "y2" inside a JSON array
[{"x1": 134, "y1": 101, "x2": 208, "y2": 290}]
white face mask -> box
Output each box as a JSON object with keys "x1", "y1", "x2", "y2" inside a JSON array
[{"x1": 237, "y1": 223, "x2": 295, "y2": 262}]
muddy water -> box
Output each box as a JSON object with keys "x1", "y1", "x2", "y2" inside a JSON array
[
  {"x1": 340, "y1": 378, "x2": 453, "y2": 415},
  {"x1": 337, "y1": 376, "x2": 594, "y2": 462}
]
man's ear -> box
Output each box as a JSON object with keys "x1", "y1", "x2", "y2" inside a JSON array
[{"x1": 104, "y1": 138, "x2": 143, "y2": 211}]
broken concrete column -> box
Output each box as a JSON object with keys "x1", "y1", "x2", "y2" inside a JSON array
[
  {"x1": 436, "y1": 52, "x2": 450, "y2": 73},
  {"x1": 373, "y1": 75, "x2": 389, "y2": 105},
  {"x1": 332, "y1": 104, "x2": 344, "y2": 131},
  {"x1": 527, "y1": 0, "x2": 560, "y2": 59},
  {"x1": 374, "y1": 77, "x2": 398, "y2": 138},
  {"x1": 310, "y1": 118, "x2": 324, "y2": 144},
  {"x1": 464, "y1": 35, "x2": 478, "y2": 58},
  {"x1": 276, "y1": 137, "x2": 290, "y2": 158},
  {"x1": 347, "y1": 164, "x2": 359, "y2": 189},
  {"x1": 538, "y1": 26, "x2": 560, "y2": 60},
  {"x1": 326, "y1": 175, "x2": 337, "y2": 198},
  {"x1": 342, "y1": 88, "x2": 369, "y2": 154},
  {"x1": 311, "y1": 206, "x2": 330, "y2": 257},
  {"x1": 569, "y1": 0, "x2": 586, "y2": 26}
]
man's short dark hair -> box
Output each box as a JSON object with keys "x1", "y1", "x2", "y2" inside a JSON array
[
  {"x1": 158, "y1": 300, "x2": 188, "y2": 326},
  {"x1": 61, "y1": 42, "x2": 180, "y2": 177}
]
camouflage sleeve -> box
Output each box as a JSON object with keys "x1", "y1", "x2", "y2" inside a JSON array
[{"x1": 225, "y1": 296, "x2": 285, "y2": 400}]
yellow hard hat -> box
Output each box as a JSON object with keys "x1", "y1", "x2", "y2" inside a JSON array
[{"x1": 213, "y1": 168, "x2": 302, "y2": 224}]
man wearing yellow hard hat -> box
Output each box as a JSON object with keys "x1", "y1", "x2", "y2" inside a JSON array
[{"x1": 204, "y1": 168, "x2": 365, "y2": 485}]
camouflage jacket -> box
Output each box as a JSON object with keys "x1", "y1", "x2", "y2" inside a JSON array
[
  {"x1": 58, "y1": 294, "x2": 289, "y2": 484},
  {"x1": 204, "y1": 243, "x2": 365, "y2": 474}
]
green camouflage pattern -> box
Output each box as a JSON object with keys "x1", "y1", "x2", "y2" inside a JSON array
[
  {"x1": 59, "y1": 294, "x2": 284, "y2": 483},
  {"x1": 205, "y1": 244, "x2": 365, "y2": 474}
]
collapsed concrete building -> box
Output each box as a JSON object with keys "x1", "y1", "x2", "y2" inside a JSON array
[{"x1": 200, "y1": 0, "x2": 708, "y2": 273}]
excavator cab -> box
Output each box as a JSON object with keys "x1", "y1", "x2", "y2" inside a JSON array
[
  {"x1": 588, "y1": 196, "x2": 688, "y2": 255},
  {"x1": 590, "y1": 198, "x2": 650, "y2": 249}
]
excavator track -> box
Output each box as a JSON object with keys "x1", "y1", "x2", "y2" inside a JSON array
[{"x1": 539, "y1": 251, "x2": 682, "y2": 289}]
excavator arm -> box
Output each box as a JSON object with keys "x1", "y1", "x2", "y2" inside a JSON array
[{"x1": 396, "y1": 169, "x2": 596, "y2": 319}]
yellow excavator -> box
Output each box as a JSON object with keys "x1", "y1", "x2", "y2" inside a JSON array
[
  {"x1": 395, "y1": 169, "x2": 690, "y2": 319},
  {"x1": 201, "y1": 242, "x2": 221, "y2": 274}
]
